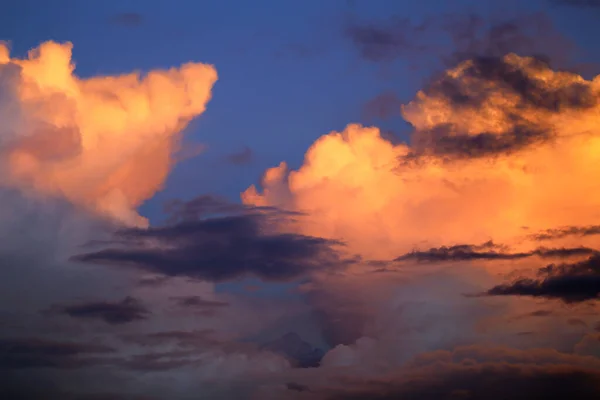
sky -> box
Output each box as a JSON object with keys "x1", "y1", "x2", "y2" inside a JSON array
[{"x1": 2, "y1": 0, "x2": 600, "y2": 398}]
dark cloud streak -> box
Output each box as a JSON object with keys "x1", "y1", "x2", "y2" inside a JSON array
[
  {"x1": 48, "y1": 297, "x2": 150, "y2": 325},
  {"x1": 0, "y1": 338, "x2": 114, "y2": 370},
  {"x1": 396, "y1": 241, "x2": 596, "y2": 263},
  {"x1": 71, "y1": 196, "x2": 347, "y2": 283},
  {"x1": 482, "y1": 255, "x2": 600, "y2": 302}
]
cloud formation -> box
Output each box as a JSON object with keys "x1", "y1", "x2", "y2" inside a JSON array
[
  {"x1": 315, "y1": 346, "x2": 600, "y2": 400},
  {"x1": 72, "y1": 195, "x2": 347, "y2": 282},
  {"x1": 48, "y1": 296, "x2": 150, "y2": 325},
  {"x1": 243, "y1": 53, "x2": 600, "y2": 260},
  {"x1": 483, "y1": 254, "x2": 600, "y2": 302},
  {"x1": 0, "y1": 41, "x2": 217, "y2": 227},
  {"x1": 346, "y1": 13, "x2": 572, "y2": 68},
  {"x1": 395, "y1": 241, "x2": 597, "y2": 263}
]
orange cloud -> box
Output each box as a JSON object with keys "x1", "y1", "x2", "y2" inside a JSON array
[
  {"x1": 243, "y1": 54, "x2": 600, "y2": 260},
  {"x1": 0, "y1": 41, "x2": 217, "y2": 227}
]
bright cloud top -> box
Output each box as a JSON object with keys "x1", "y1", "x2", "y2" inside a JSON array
[
  {"x1": 243, "y1": 54, "x2": 600, "y2": 260},
  {"x1": 0, "y1": 41, "x2": 218, "y2": 227}
]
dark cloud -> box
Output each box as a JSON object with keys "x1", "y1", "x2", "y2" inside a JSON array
[
  {"x1": 226, "y1": 146, "x2": 254, "y2": 165},
  {"x1": 137, "y1": 275, "x2": 170, "y2": 287},
  {"x1": 348, "y1": 12, "x2": 590, "y2": 143},
  {"x1": 525, "y1": 309, "x2": 555, "y2": 317},
  {"x1": 71, "y1": 196, "x2": 347, "y2": 283},
  {"x1": 482, "y1": 254, "x2": 600, "y2": 302},
  {"x1": 404, "y1": 54, "x2": 597, "y2": 159},
  {"x1": 346, "y1": 13, "x2": 571, "y2": 68},
  {"x1": 108, "y1": 12, "x2": 143, "y2": 27},
  {"x1": 395, "y1": 241, "x2": 596, "y2": 263},
  {"x1": 261, "y1": 332, "x2": 324, "y2": 368},
  {"x1": 170, "y1": 295, "x2": 230, "y2": 308},
  {"x1": 0, "y1": 338, "x2": 114, "y2": 369},
  {"x1": 430, "y1": 55, "x2": 596, "y2": 112},
  {"x1": 48, "y1": 296, "x2": 150, "y2": 325},
  {"x1": 408, "y1": 122, "x2": 552, "y2": 160},
  {"x1": 344, "y1": 16, "x2": 430, "y2": 63},
  {"x1": 318, "y1": 346, "x2": 600, "y2": 400},
  {"x1": 530, "y1": 225, "x2": 600, "y2": 241}
]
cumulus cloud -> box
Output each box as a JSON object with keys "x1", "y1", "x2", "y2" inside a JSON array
[
  {"x1": 241, "y1": 51, "x2": 600, "y2": 382},
  {"x1": 4, "y1": 15, "x2": 600, "y2": 399},
  {"x1": 0, "y1": 41, "x2": 217, "y2": 227},
  {"x1": 243, "y1": 54, "x2": 600, "y2": 261}
]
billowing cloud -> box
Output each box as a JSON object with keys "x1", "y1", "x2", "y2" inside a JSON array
[
  {"x1": 0, "y1": 41, "x2": 217, "y2": 227},
  {"x1": 243, "y1": 53, "x2": 600, "y2": 261}
]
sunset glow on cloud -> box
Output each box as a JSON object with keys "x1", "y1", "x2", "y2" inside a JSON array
[
  {"x1": 0, "y1": 41, "x2": 217, "y2": 227},
  {"x1": 243, "y1": 54, "x2": 600, "y2": 260}
]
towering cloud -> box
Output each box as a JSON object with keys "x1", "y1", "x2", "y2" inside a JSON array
[
  {"x1": 0, "y1": 41, "x2": 218, "y2": 227},
  {"x1": 243, "y1": 54, "x2": 600, "y2": 260}
]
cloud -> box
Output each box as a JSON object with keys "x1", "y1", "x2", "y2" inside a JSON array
[
  {"x1": 395, "y1": 241, "x2": 597, "y2": 263},
  {"x1": 0, "y1": 338, "x2": 115, "y2": 369},
  {"x1": 530, "y1": 225, "x2": 600, "y2": 241},
  {"x1": 243, "y1": 53, "x2": 600, "y2": 260},
  {"x1": 71, "y1": 195, "x2": 347, "y2": 282},
  {"x1": 482, "y1": 254, "x2": 600, "y2": 303},
  {"x1": 260, "y1": 332, "x2": 324, "y2": 368},
  {"x1": 0, "y1": 41, "x2": 217, "y2": 227},
  {"x1": 170, "y1": 295, "x2": 230, "y2": 308},
  {"x1": 226, "y1": 146, "x2": 254, "y2": 165},
  {"x1": 405, "y1": 54, "x2": 597, "y2": 159},
  {"x1": 48, "y1": 296, "x2": 150, "y2": 325},
  {"x1": 315, "y1": 346, "x2": 600, "y2": 400},
  {"x1": 345, "y1": 13, "x2": 572, "y2": 68},
  {"x1": 347, "y1": 11, "x2": 585, "y2": 123}
]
